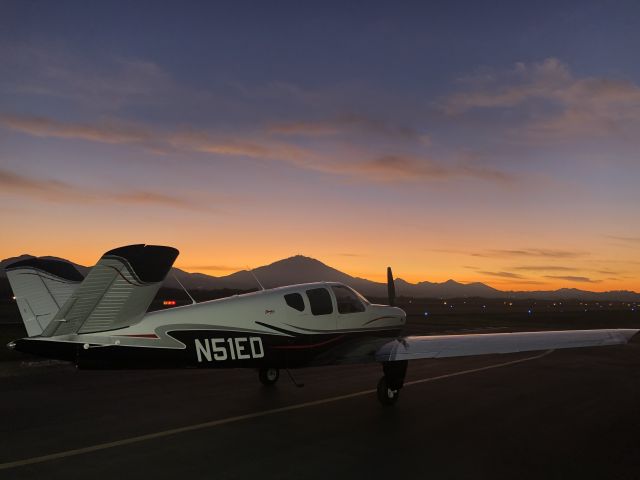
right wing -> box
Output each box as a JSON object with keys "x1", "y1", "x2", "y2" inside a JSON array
[
  {"x1": 375, "y1": 329, "x2": 638, "y2": 362},
  {"x1": 43, "y1": 244, "x2": 178, "y2": 337}
]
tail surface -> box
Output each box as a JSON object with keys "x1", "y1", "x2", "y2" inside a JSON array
[
  {"x1": 43, "y1": 244, "x2": 178, "y2": 337},
  {"x1": 5, "y1": 259, "x2": 84, "y2": 336}
]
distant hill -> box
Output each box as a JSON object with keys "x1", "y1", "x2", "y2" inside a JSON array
[{"x1": 2, "y1": 254, "x2": 639, "y2": 301}]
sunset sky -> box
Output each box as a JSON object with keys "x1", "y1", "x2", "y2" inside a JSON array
[{"x1": 1, "y1": 1, "x2": 639, "y2": 291}]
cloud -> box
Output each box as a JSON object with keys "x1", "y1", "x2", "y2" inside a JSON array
[
  {"x1": 0, "y1": 113, "x2": 515, "y2": 185},
  {"x1": 445, "y1": 58, "x2": 572, "y2": 113},
  {"x1": 267, "y1": 114, "x2": 429, "y2": 142},
  {"x1": 544, "y1": 275, "x2": 601, "y2": 283},
  {"x1": 607, "y1": 235, "x2": 640, "y2": 245},
  {"x1": 345, "y1": 155, "x2": 513, "y2": 183},
  {"x1": 178, "y1": 265, "x2": 242, "y2": 272},
  {"x1": 0, "y1": 168, "x2": 207, "y2": 211},
  {"x1": 472, "y1": 249, "x2": 585, "y2": 259},
  {"x1": 0, "y1": 45, "x2": 179, "y2": 109},
  {"x1": 512, "y1": 265, "x2": 578, "y2": 272},
  {"x1": 444, "y1": 57, "x2": 640, "y2": 142},
  {"x1": 0, "y1": 114, "x2": 153, "y2": 145},
  {"x1": 478, "y1": 271, "x2": 526, "y2": 279}
]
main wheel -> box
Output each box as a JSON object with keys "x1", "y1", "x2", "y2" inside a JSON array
[
  {"x1": 377, "y1": 376, "x2": 400, "y2": 406},
  {"x1": 259, "y1": 367, "x2": 280, "y2": 386}
]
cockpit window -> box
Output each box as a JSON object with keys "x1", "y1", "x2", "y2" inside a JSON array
[
  {"x1": 332, "y1": 285, "x2": 366, "y2": 314},
  {"x1": 284, "y1": 293, "x2": 305, "y2": 312},
  {"x1": 305, "y1": 288, "x2": 333, "y2": 315}
]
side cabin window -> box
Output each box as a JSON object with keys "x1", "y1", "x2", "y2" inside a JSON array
[
  {"x1": 284, "y1": 293, "x2": 305, "y2": 312},
  {"x1": 332, "y1": 285, "x2": 365, "y2": 314},
  {"x1": 306, "y1": 288, "x2": 333, "y2": 315}
]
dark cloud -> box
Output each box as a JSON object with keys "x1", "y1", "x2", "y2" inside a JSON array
[
  {"x1": 478, "y1": 271, "x2": 525, "y2": 279},
  {"x1": 544, "y1": 275, "x2": 601, "y2": 283}
]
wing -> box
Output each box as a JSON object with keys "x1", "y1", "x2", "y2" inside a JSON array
[{"x1": 375, "y1": 329, "x2": 638, "y2": 362}]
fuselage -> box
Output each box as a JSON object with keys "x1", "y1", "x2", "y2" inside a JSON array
[{"x1": 12, "y1": 282, "x2": 406, "y2": 369}]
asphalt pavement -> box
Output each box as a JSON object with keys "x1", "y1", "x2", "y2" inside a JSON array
[{"x1": 1, "y1": 338, "x2": 640, "y2": 480}]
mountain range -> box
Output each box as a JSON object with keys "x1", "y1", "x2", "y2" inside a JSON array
[{"x1": 1, "y1": 254, "x2": 639, "y2": 301}]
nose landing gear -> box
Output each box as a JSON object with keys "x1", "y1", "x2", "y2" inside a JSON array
[{"x1": 377, "y1": 360, "x2": 408, "y2": 406}]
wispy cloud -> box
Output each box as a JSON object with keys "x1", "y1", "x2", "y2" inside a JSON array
[
  {"x1": 478, "y1": 270, "x2": 526, "y2": 279},
  {"x1": 472, "y1": 248, "x2": 585, "y2": 259},
  {"x1": 607, "y1": 235, "x2": 640, "y2": 245},
  {"x1": 513, "y1": 265, "x2": 578, "y2": 272},
  {"x1": 0, "y1": 113, "x2": 515, "y2": 185},
  {"x1": 544, "y1": 275, "x2": 601, "y2": 283},
  {"x1": 0, "y1": 44, "x2": 183, "y2": 110},
  {"x1": 267, "y1": 114, "x2": 429, "y2": 142},
  {"x1": 0, "y1": 168, "x2": 208, "y2": 211},
  {"x1": 445, "y1": 57, "x2": 640, "y2": 142},
  {"x1": 178, "y1": 265, "x2": 242, "y2": 272},
  {"x1": 0, "y1": 114, "x2": 153, "y2": 145}
]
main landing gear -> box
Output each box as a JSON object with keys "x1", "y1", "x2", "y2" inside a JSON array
[
  {"x1": 258, "y1": 367, "x2": 280, "y2": 386},
  {"x1": 377, "y1": 360, "x2": 408, "y2": 407}
]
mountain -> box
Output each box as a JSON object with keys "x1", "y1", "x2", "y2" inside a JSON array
[{"x1": 2, "y1": 254, "x2": 639, "y2": 301}]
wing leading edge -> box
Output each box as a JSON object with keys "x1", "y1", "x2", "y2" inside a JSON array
[{"x1": 375, "y1": 329, "x2": 638, "y2": 362}]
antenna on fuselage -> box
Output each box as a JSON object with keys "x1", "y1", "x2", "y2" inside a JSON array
[
  {"x1": 172, "y1": 273, "x2": 196, "y2": 305},
  {"x1": 246, "y1": 266, "x2": 265, "y2": 291}
]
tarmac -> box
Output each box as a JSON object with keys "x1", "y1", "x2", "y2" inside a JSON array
[{"x1": 1, "y1": 335, "x2": 640, "y2": 479}]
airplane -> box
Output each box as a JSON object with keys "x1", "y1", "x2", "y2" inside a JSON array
[{"x1": 5, "y1": 244, "x2": 638, "y2": 406}]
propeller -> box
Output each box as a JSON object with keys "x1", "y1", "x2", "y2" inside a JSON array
[{"x1": 387, "y1": 266, "x2": 396, "y2": 306}]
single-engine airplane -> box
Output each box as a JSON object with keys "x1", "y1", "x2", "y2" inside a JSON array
[{"x1": 5, "y1": 244, "x2": 638, "y2": 405}]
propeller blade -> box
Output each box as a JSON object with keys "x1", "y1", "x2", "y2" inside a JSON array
[{"x1": 387, "y1": 266, "x2": 396, "y2": 306}]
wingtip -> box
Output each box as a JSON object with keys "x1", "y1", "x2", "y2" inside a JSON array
[{"x1": 621, "y1": 329, "x2": 640, "y2": 342}]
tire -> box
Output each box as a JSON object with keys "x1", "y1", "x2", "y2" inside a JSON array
[
  {"x1": 259, "y1": 367, "x2": 280, "y2": 386},
  {"x1": 377, "y1": 376, "x2": 400, "y2": 406}
]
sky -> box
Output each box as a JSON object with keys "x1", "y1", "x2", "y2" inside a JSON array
[{"x1": 1, "y1": 0, "x2": 639, "y2": 291}]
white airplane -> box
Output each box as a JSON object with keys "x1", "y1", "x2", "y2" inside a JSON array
[{"x1": 5, "y1": 244, "x2": 638, "y2": 406}]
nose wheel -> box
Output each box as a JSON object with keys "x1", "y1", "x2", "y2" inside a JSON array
[
  {"x1": 258, "y1": 367, "x2": 280, "y2": 386},
  {"x1": 377, "y1": 376, "x2": 400, "y2": 406}
]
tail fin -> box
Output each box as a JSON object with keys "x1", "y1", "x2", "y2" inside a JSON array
[
  {"x1": 43, "y1": 244, "x2": 178, "y2": 337},
  {"x1": 5, "y1": 259, "x2": 84, "y2": 337}
]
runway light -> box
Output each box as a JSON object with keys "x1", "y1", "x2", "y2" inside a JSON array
[{"x1": 163, "y1": 300, "x2": 176, "y2": 306}]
